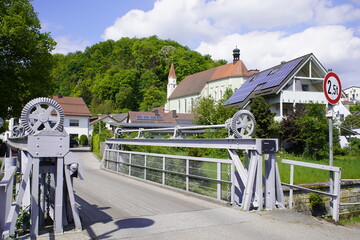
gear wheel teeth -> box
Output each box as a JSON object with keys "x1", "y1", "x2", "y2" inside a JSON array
[
  {"x1": 230, "y1": 110, "x2": 256, "y2": 139},
  {"x1": 20, "y1": 97, "x2": 65, "y2": 135}
]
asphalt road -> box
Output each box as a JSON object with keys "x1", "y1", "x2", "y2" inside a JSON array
[{"x1": 67, "y1": 148, "x2": 360, "y2": 240}]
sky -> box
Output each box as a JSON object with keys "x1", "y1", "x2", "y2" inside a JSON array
[{"x1": 32, "y1": 0, "x2": 360, "y2": 88}]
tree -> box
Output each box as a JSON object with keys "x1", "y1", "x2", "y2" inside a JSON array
[
  {"x1": 193, "y1": 88, "x2": 237, "y2": 125},
  {"x1": 281, "y1": 107, "x2": 305, "y2": 154},
  {"x1": 249, "y1": 96, "x2": 276, "y2": 138},
  {"x1": 139, "y1": 86, "x2": 166, "y2": 111},
  {"x1": 0, "y1": 0, "x2": 56, "y2": 119},
  {"x1": 341, "y1": 114, "x2": 360, "y2": 130},
  {"x1": 296, "y1": 103, "x2": 328, "y2": 160},
  {"x1": 349, "y1": 102, "x2": 360, "y2": 114}
]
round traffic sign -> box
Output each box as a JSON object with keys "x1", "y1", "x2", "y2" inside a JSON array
[{"x1": 323, "y1": 72, "x2": 342, "y2": 105}]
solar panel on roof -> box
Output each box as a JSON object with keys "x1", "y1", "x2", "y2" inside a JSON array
[
  {"x1": 226, "y1": 57, "x2": 304, "y2": 105},
  {"x1": 136, "y1": 115, "x2": 144, "y2": 120}
]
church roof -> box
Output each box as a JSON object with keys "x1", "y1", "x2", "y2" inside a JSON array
[
  {"x1": 168, "y1": 63, "x2": 176, "y2": 78},
  {"x1": 168, "y1": 60, "x2": 257, "y2": 99}
]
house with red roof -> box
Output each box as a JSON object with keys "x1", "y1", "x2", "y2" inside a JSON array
[
  {"x1": 164, "y1": 48, "x2": 258, "y2": 113},
  {"x1": 52, "y1": 95, "x2": 92, "y2": 140}
]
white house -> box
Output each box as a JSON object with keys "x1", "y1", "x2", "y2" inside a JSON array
[
  {"x1": 89, "y1": 113, "x2": 128, "y2": 135},
  {"x1": 52, "y1": 95, "x2": 92, "y2": 140},
  {"x1": 343, "y1": 86, "x2": 360, "y2": 102},
  {"x1": 226, "y1": 53, "x2": 350, "y2": 121},
  {"x1": 164, "y1": 48, "x2": 258, "y2": 113}
]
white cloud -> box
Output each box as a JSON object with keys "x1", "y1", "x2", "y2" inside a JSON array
[
  {"x1": 315, "y1": 1, "x2": 360, "y2": 25},
  {"x1": 102, "y1": 0, "x2": 217, "y2": 47},
  {"x1": 101, "y1": 0, "x2": 360, "y2": 87},
  {"x1": 53, "y1": 36, "x2": 90, "y2": 54},
  {"x1": 196, "y1": 25, "x2": 360, "y2": 88},
  {"x1": 102, "y1": 0, "x2": 360, "y2": 45}
]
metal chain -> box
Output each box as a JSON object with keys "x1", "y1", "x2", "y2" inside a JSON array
[{"x1": 46, "y1": 172, "x2": 51, "y2": 218}]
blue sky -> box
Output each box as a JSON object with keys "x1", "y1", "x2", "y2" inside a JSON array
[{"x1": 32, "y1": 0, "x2": 360, "y2": 88}]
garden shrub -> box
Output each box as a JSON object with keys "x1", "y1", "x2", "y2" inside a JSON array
[{"x1": 80, "y1": 134, "x2": 88, "y2": 146}]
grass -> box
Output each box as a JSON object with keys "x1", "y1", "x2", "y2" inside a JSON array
[
  {"x1": 339, "y1": 213, "x2": 360, "y2": 225},
  {"x1": 200, "y1": 151, "x2": 360, "y2": 185},
  {"x1": 278, "y1": 153, "x2": 360, "y2": 184}
]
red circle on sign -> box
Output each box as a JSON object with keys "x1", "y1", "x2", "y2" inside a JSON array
[{"x1": 323, "y1": 72, "x2": 342, "y2": 105}]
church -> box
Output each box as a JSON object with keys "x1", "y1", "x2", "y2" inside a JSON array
[{"x1": 164, "y1": 48, "x2": 258, "y2": 113}]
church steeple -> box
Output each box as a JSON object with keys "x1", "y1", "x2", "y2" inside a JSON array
[
  {"x1": 168, "y1": 63, "x2": 176, "y2": 79},
  {"x1": 167, "y1": 63, "x2": 177, "y2": 98},
  {"x1": 233, "y1": 46, "x2": 240, "y2": 64}
]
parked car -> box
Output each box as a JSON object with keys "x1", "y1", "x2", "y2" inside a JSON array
[{"x1": 70, "y1": 139, "x2": 79, "y2": 148}]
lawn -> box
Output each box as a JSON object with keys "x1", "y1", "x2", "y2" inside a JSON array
[{"x1": 278, "y1": 153, "x2": 360, "y2": 184}]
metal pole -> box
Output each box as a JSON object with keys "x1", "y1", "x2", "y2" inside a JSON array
[
  {"x1": 162, "y1": 156, "x2": 166, "y2": 185},
  {"x1": 144, "y1": 155, "x2": 147, "y2": 180},
  {"x1": 186, "y1": 159, "x2": 189, "y2": 192},
  {"x1": 289, "y1": 164, "x2": 294, "y2": 209},
  {"x1": 30, "y1": 157, "x2": 40, "y2": 237},
  {"x1": 328, "y1": 105, "x2": 334, "y2": 213},
  {"x1": 217, "y1": 162, "x2": 221, "y2": 200}
]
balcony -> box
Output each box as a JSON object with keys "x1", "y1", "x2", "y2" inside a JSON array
[{"x1": 281, "y1": 90, "x2": 326, "y2": 104}]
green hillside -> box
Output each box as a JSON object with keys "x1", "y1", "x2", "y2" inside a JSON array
[{"x1": 52, "y1": 36, "x2": 227, "y2": 115}]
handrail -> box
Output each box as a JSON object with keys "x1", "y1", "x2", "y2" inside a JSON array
[
  {"x1": 116, "y1": 124, "x2": 226, "y2": 134},
  {"x1": 281, "y1": 159, "x2": 341, "y2": 222},
  {"x1": 0, "y1": 166, "x2": 17, "y2": 236}
]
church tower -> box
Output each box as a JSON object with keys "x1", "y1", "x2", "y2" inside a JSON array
[
  {"x1": 167, "y1": 63, "x2": 177, "y2": 98},
  {"x1": 233, "y1": 46, "x2": 240, "y2": 64}
]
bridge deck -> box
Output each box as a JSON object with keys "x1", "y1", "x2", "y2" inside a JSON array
[{"x1": 67, "y1": 148, "x2": 360, "y2": 240}]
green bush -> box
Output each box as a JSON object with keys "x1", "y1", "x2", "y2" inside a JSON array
[
  {"x1": 348, "y1": 138, "x2": 360, "y2": 156},
  {"x1": 80, "y1": 135, "x2": 88, "y2": 146},
  {"x1": 91, "y1": 131, "x2": 112, "y2": 156}
]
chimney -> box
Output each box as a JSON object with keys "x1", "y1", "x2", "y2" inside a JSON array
[
  {"x1": 58, "y1": 93, "x2": 63, "y2": 98},
  {"x1": 98, "y1": 114, "x2": 102, "y2": 119},
  {"x1": 172, "y1": 110, "x2": 177, "y2": 118},
  {"x1": 154, "y1": 109, "x2": 159, "y2": 116}
]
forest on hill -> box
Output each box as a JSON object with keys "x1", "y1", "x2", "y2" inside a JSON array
[{"x1": 52, "y1": 36, "x2": 227, "y2": 115}]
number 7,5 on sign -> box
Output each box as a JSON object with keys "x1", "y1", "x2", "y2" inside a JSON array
[{"x1": 323, "y1": 72, "x2": 342, "y2": 105}]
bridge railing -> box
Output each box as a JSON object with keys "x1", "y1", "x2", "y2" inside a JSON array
[
  {"x1": 0, "y1": 163, "x2": 17, "y2": 236},
  {"x1": 103, "y1": 149, "x2": 234, "y2": 202},
  {"x1": 282, "y1": 159, "x2": 341, "y2": 221}
]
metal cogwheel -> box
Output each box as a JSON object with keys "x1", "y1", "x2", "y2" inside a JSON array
[
  {"x1": 11, "y1": 124, "x2": 25, "y2": 137},
  {"x1": 20, "y1": 97, "x2": 64, "y2": 134},
  {"x1": 231, "y1": 110, "x2": 256, "y2": 138}
]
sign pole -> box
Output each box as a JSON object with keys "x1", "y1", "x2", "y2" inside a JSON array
[
  {"x1": 323, "y1": 71, "x2": 342, "y2": 214},
  {"x1": 328, "y1": 104, "x2": 334, "y2": 200}
]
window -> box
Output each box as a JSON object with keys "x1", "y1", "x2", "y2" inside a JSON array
[
  {"x1": 302, "y1": 84, "x2": 309, "y2": 91},
  {"x1": 69, "y1": 119, "x2": 79, "y2": 127}
]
